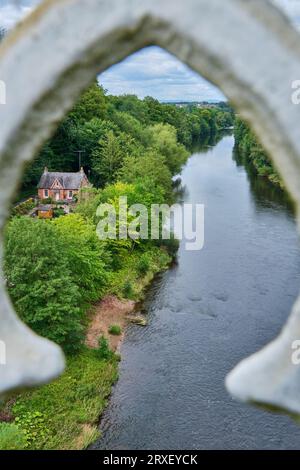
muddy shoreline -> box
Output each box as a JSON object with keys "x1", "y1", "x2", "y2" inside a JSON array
[{"x1": 85, "y1": 294, "x2": 151, "y2": 354}]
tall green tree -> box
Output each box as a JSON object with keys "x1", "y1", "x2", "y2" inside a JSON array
[
  {"x1": 118, "y1": 150, "x2": 173, "y2": 200},
  {"x1": 68, "y1": 82, "x2": 108, "y2": 124},
  {"x1": 4, "y1": 218, "x2": 84, "y2": 353},
  {"x1": 53, "y1": 214, "x2": 109, "y2": 302},
  {"x1": 92, "y1": 130, "x2": 138, "y2": 186},
  {"x1": 144, "y1": 123, "x2": 188, "y2": 175}
]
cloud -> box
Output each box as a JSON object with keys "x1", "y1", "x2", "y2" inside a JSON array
[{"x1": 99, "y1": 46, "x2": 225, "y2": 102}]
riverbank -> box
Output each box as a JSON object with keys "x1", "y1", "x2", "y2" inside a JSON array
[
  {"x1": 234, "y1": 117, "x2": 285, "y2": 190},
  {"x1": 0, "y1": 246, "x2": 171, "y2": 450},
  {"x1": 86, "y1": 296, "x2": 135, "y2": 352}
]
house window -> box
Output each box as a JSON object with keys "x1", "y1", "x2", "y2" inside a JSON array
[
  {"x1": 44, "y1": 189, "x2": 49, "y2": 198},
  {"x1": 68, "y1": 190, "x2": 73, "y2": 198}
]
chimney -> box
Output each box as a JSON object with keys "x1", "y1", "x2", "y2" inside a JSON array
[
  {"x1": 80, "y1": 166, "x2": 84, "y2": 174},
  {"x1": 44, "y1": 167, "x2": 48, "y2": 173}
]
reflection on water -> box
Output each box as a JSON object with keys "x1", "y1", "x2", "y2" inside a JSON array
[
  {"x1": 233, "y1": 145, "x2": 295, "y2": 215},
  {"x1": 92, "y1": 135, "x2": 300, "y2": 450}
]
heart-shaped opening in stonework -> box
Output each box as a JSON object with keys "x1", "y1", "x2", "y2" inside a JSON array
[{"x1": 1, "y1": 0, "x2": 300, "y2": 418}]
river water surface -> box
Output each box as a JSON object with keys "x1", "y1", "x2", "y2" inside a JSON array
[{"x1": 93, "y1": 135, "x2": 300, "y2": 450}]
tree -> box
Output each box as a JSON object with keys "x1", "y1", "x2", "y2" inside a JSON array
[
  {"x1": 97, "y1": 180, "x2": 166, "y2": 261},
  {"x1": 118, "y1": 150, "x2": 173, "y2": 200},
  {"x1": 22, "y1": 144, "x2": 56, "y2": 188},
  {"x1": 75, "y1": 187, "x2": 103, "y2": 223},
  {"x1": 109, "y1": 94, "x2": 148, "y2": 124},
  {"x1": 68, "y1": 82, "x2": 108, "y2": 124},
  {"x1": 53, "y1": 214, "x2": 109, "y2": 302},
  {"x1": 92, "y1": 130, "x2": 138, "y2": 186},
  {"x1": 72, "y1": 118, "x2": 117, "y2": 173},
  {"x1": 144, "y1": 123, "x2": 188, "y2": 175},
  {"x1": 4, "y1": 218, "x2": 83, "y2": 353},
  {"x1": 234, "y1": 117, "x2": 283, "y2": 189},
  {"x1": 109, "y1": 111, "x2": 146, "y2": 145}
]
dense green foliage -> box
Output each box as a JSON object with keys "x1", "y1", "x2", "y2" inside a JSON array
[
  {"x1": 234, "y1": 118, "x2": 283, "y2": 189},
  {"x1": 21, "y1": 83, "x2": 233, "y2": 190},
  {"x1": 2, "y1": 82, "x2": 232, "y2": 449},
  {"x1": 53, "y1": 214, "x2": 109, "y2": 303},
  {"x1": 0, "y1": 423, "x2": 26, "y2": 450},
  {"x1": 4, "y1": 217, "x2": 84, "y2": 353}
]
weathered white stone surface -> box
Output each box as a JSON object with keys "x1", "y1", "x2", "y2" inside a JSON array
[{"x1": 1, "y1": 0, "x2": 300, "y2": 414}]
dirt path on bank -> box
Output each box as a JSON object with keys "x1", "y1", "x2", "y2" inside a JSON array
[{"x1": 85, "y1": 295, "x2": 136, "y2": 352}]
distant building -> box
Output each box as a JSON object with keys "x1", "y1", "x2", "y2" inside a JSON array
[{"x1": 37, "y1": 167, "x2": 90, "y2": 202}]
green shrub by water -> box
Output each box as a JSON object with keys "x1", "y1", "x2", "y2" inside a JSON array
[
  {"x1": 96, "y1": 336, "x2": 114, "y2": 360},
  {"x1": 137, "y1": 254, "x2": 151, "y2": 276},
  {"x1": 123, "y1": 280, "x2": 134, "y2": 299},
  {"x1": 109, "y1": 325, "x2": 122, "y2": 336}
]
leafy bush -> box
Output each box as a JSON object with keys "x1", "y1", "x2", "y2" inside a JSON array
[
  {"x1": 14, "y1": 410, "x2": 50, "y2": 449},
  {"x1": 53, "y1": 207, "x2": 65, "y2": 218},
  {"x1": 108, "y1": 325, "x2": 122, "y2": 336},
  {"x1": 0, "y1": 423, "x2": 26, "y2": 450},
  {"x1": 137, "y1": 254, "x2": 150, "y2": 276},
  {"x1": 96, "y1": 336, "x2": 114, "y2": 360},
  {"x1": 54, "y1": 214, "x2": 109, "y2": 303},
  {"x1": 122, "y1": 280, "x2": 134, "y2": 299}
]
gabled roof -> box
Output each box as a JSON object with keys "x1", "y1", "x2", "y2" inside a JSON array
[
  {"x1": 38, "y1": 168, "x2": 88, "y2": 190},
  {"x1": 51, "y1": 177, "x2": 64, "y2": 188}
]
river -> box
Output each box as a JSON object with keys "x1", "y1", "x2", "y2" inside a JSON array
[{"x1": 93, "y1": 134, "x2": 300, "y2": 450}]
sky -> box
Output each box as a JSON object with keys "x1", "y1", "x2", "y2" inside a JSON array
[{"x1": 0, "y1": 0, "x2": 299, "y2": 102}]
